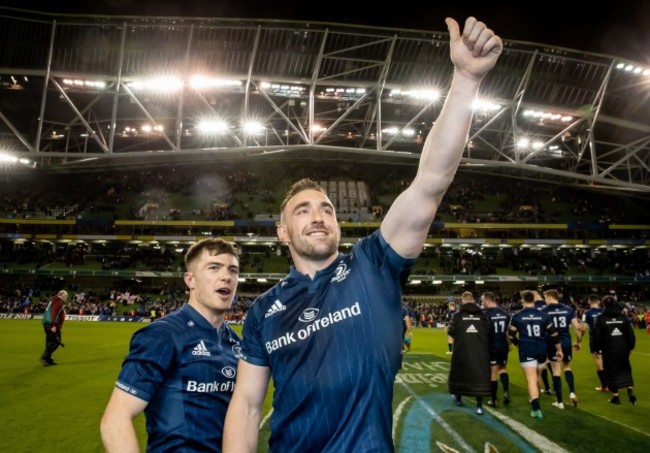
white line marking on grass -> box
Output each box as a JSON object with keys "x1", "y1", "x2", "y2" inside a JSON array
[
  {"x1": 436, "y1": 440, "x2": 461, "y2": 452},
  {"x1": 392, "y1": 395, "x2": 413, "y2": 441},
  {"x1": 578, "y1": 407, "x2": 650, "y2": 438},
  {"x1": 484, "y1": 407, "x2": 570, "y2": 453},
  {"x1": 398, "y1": 355, "x2": 579, "y2": 452},
  {"x1": 398, "y1": 382, "x2": 475, "y2": 452},
  {"x1": 259, "y1": 408, "x2": 273, "y2": 429}
]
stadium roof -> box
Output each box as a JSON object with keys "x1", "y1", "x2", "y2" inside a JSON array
[{"x1": 0, "y1": 8, "x2": 648, "y2": 195}]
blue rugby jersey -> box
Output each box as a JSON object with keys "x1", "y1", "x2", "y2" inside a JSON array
[
  {"x1": 583, "y1": 306, "x2": 603, "y2": 330},
  {"x1": 484, "y1": 306, "x2": 511, "y2": 355},
  {"x1": 510, "y1": 307, "x2": 554, "y2": 359},
  {"x1": 240, "y1": 230, "x2": 415, "y2": 452},
  {"x1": 583, "y1": 306, "x2": 604, "y2": 350},
  {"x1": 445, "y1": 308, "x2": 457, "y2": 325},
  {"x1": 115, "y1": 304, "x2": 241, "y2": 452},
  {"x1": 542, "y1": 303, "x2": 577, "y2": 349}
]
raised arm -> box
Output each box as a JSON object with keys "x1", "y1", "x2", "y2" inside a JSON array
[
  {"x1": 223, "y1": 361, "x2": 272, "y2": 453},
  {"x1": 381, "y1": 17, "x2": 502, "y2": 258}
]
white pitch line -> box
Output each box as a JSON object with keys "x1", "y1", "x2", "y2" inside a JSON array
[
  {"x1": 577, "y1": 406, "x2": 650, "y2": 438},
  {"x1": 259, "y1": 408, "x2": 273, "y2": 429},
  {"x1": 398, "y1": 381, "x2": 475, "y2": 453},
  {"x1": 397, "y1": 380, "x2": 570, "y2": 453},
  {"x1": 484, "y1": 407, "x2": 569, "y2": 453},
  {"x1": 393, "y1": 395, "x2": 413, "y2": 441}
]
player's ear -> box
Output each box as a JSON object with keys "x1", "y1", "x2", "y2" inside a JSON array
[
  {"x1": 277, "y1": 224, "x2": 290, "y2": 244},
  {"x1": 184, "y1": 272, "x2": 195, "y2": 290}
]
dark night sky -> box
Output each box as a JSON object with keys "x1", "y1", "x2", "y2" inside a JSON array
[{"x1": 2, "y1": 1, "x2": 650, "y2": 61}]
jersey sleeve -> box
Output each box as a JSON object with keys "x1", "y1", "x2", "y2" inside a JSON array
[
  {"x1": 240, "y1": 302, "x2": 269, "y2": 367},
  {"x1": 115, "y1": 323, "x2": 178, "y2": 402}
]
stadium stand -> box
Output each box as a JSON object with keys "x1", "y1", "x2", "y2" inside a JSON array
[{"x1": 0, "y1": 8, "x2": 647, "y2": 308}]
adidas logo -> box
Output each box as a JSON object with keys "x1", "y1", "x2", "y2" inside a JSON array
[
  {"x1": 265, "y1": 299, "x2": 286, "y2": 318},
  {"x1": 611, "y1": 327, "x2": 622, "y2": 336},
  {"x1": 192, "y1": 340, "x2": 211, "y2": 356},
  {"x1": 466, "y1": 324, "x2": 478, "y2": 333}
]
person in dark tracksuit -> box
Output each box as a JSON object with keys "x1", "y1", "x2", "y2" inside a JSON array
[
  {"x1": 592, "y1": 295, "x2": 637, "y2": 406},
  {"x1": 447, "y1": 291, "x2": 491, "y2": 415}
]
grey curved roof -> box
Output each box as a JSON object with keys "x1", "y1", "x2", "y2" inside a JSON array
[{"x1": 0, "y1": 8, "x2": 648, "y2": 195}]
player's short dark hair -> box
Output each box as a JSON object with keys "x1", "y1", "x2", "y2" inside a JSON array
[
  {"x1": 184, "y1": 238, "x2": 239, "y2": 271},
  {"x1": 521, "y1": 290, "x2": 535, "y2": 304},
  {"x1": 481, "y1": 292, "x2": 496, "y2": 304},
  {"x1": 588, "y1": 294, "x2": 601, "y2": 305},
  {"x1": 280, "y1": 178, "x2": 328, "y2": 214}
]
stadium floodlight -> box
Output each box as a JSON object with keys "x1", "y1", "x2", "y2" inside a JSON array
[
  {"x1": 190, "y1": 76, "x2": 242, "y2": 89},
  {"x1": 243, "y1": 121, "x2": 264, "y2": 135},
  {"x1": 127, "y1": 77, "x2": 182, "y2": 93},
  {"x1": 472, "y1": 99, "x2": 501, "y2": 112},
  {"x1": 522, "y1": 109, "x2": 573, "y2": 124},
  {"x1": 259, "y1": 81, "x2": 306, "y2": 97},
  {"x1": 614, "y1": 61, "x2": 650, "y2": 75},
  {"x1": 0, "y1": 153, "x2": 19, "y2": 163},
  {"x1": 197, "y1": 120, "x2": 229, "y2": 134},
  {"x1": 62, "y1": 78, "x2": 106, "y2": 89},
  {"x1": 389, "y1": 88, "x2": 440, "y2": 101},
  {"x1": 0, "y1": 152, "x2": 31, "y2": 167}
]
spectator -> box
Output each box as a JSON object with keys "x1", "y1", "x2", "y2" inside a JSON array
[{"x1": 39, "y1": 290, "x2": 69, "y2": 366}]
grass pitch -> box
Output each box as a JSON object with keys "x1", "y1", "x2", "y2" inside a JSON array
[{"x1": 1, "y1": 319, "x2": 648, "y2": 452}]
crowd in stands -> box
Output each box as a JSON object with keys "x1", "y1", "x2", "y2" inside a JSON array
[
  {"x1": 2, "y1": 282, "x2": 647, "y2": 336},
  {"x1": 0, "y1": 283, "x2": 254, "y2": 322},
  {"x1": 1, "y1": 238, "x2": 648, "y2": 278},
  {"x1": 2, "y1": 162, "x2": 647, "y2": 225},
  {"x1": 1, "y1": 162, "x2": 647, "y2": 312},
  {"x1": 420, "y1": 246, "x2": 650, "y2": 278}
]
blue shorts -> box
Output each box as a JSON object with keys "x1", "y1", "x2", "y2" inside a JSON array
[
  {"x1": 519, "y1": 347, "x2": 547, "y2": 368},
  {"x1": 489, "y1": 351, "x2": 508, "y2": 367},
  {"x1": 548, "y1": 344, "x2": 572, "y2": 362}
]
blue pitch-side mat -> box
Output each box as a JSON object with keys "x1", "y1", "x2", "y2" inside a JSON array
[{"x1": 398, "y1": 392, "x2": 537, "y2": 452}]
